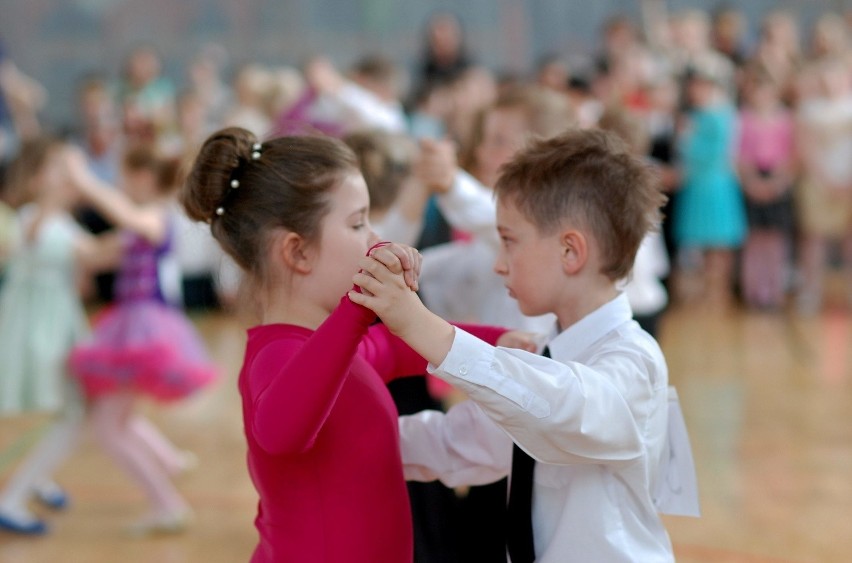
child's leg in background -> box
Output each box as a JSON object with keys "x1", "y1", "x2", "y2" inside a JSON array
[
  {"x1": 90, "y1": 392, "x2": 188, "y2": 519},
  {"x1": 0, "y1": 382, "x2": 85, "y2": 525},
  {"x1": 741, "y1": 230, "x2": 768, "y2": 307},
  {"x1": 704, "y1": 248, "x2": 735, "y2": 307},
  {"x1": 742, "y1": 230, "x2": 787, "y2": 308},
  {"x1": 797, "y1": 233, "x2": 827, "y2": 314},
  {"x1": 765, "y1": 229, "x2": 789, "y2": 308},
  {"x1": 129, "y1": 415, "x2": 195, "y2": 476}
]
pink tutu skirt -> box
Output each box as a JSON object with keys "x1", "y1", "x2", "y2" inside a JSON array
[{"x1": 69, "y1": 301, "x2": 218, "y2": 402}]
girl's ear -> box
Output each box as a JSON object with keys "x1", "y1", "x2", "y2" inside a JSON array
[
  {"x1": 275, "y1": 231, "x2": 313, "y2": 274},
  {"x1": 560, "y1": 228, "x2": 588, "y2": 275}
]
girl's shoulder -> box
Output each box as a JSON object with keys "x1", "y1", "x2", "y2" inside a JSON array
[{"x1": 246, "y1": 324, "x2": 312, "y2": 359}]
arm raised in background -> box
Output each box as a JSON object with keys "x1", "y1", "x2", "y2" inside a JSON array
[{"x1": 63, "y1": 146, "x2": 167, "y2": 245}]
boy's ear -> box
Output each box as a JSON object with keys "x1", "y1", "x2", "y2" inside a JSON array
[
  {"x1": 275, "y1": 231, "x2": 313, "y2": 274},
  {"x1": 560, "y1": 229, "x2": 587, "y2": 275}
]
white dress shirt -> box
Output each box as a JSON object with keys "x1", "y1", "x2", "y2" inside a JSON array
[{"x1": 400, "y1": 294, "x2": 678, "y2": 562}]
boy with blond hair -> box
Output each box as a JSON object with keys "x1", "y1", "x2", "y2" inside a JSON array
[{"x1": 351, "y1": 129, "x2": 697, "y2": 562}]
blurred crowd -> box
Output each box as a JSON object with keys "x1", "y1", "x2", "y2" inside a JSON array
[{"x1": 2, "y1": 5, "x2": 852, "y2": 318}]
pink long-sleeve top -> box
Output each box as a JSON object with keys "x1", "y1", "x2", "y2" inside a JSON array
[{"x1": 240, "y1": 294, "x2": 506, "y2": 562}]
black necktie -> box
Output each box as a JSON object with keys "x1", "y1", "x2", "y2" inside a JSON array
[{"x1": 506, "y1": 346, "x2": 549, "y2": 563}]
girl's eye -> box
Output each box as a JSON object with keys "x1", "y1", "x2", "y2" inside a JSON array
[{"x1": 353, "y1": 222, "x2": 365, "y2": 230}]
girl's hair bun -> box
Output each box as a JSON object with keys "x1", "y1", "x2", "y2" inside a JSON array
[{"x1": 181, "y1": 127, "x2": 257, "y2": 222}]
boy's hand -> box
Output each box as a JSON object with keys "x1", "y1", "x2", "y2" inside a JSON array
[
  {"x1": 350, "y1": 254, "x2": 424, "y2": 337},
  {"x1": 367, "y1": 242, "x2": 421, "y2": 291},
  {"x1": 496, "y1": 331, "x2": 542, "y2": 353}
]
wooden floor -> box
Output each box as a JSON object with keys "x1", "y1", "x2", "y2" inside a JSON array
[{"x1": 1, "y1": 300, "x2": 851, "y2": 562}]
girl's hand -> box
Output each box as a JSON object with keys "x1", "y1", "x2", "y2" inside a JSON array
[
  {"x1": 350, "y1": 254, "x2": 424, "y2": 337},
  {"x1": 367, "y1": 242, "x2": 422, "y2": 291},
  {"x1": 496, "y1": 331, "x2": 543, "y2": 353}
]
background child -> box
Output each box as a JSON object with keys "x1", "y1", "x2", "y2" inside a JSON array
[
  {"x1": 794, "y1": 58, "x2": 852, "y2": 314},
  {"x1": 64, "y1": 144, "x2": 216, "y2": 535},
  {"x1": 180, "y1": 126, "x2": 521, "y2": 562},
  {"x1": 416, "y1": 85, "x2": 574, "y2": 333},
  {"x1": 0, "y1": 137, "x2": 119, "y2": 534},
  {"x1": 674, "y1": 62, "x2": 746, "y2": 308},
  {"x1": 343, "y1": 129, "x2": 430, "y2": 246},
  {"x1": 737, "y1": 67, "x2": 796, "y2": 310},
  {"x1": 352, "y1": 129, "x2": 697, "y2": 562},
  {"x1": 597, "y1": 106, "x2": 671, "y2": 337}
]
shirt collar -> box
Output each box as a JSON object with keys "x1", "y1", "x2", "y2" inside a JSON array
[{"x1": 547, "y1": 293, "x2": 633, "y2": 361}]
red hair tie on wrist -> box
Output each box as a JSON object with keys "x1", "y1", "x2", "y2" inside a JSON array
[{"x1": 367, "y1": 241, "x2": 392, "y2": 256}]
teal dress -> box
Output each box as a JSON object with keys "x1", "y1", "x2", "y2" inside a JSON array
[
  {"x1": 0, "y1": 206, "x2": 89, "y2": 414},
  {"x1": 674, "y1": 103, "x2": 747, "y2": 249}
]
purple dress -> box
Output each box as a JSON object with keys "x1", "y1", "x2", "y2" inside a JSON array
[{"x1": 69, "y1": 228, "x2": 218, "y2": 401}]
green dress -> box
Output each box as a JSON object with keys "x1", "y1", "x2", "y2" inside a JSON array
[{"x1": 0, "y1": 205, "x2": 89, "y2": 415}]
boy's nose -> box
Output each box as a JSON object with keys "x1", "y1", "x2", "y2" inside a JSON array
[{"x1": 493, "y1": 256, "x2": 507, "y2": 276}]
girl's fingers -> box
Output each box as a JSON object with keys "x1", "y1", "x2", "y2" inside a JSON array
[
  {"x1": 352, "y1": 271, "x2": 383, "y2": 295},
  {"x1": 370, "y1": 247, "x2": 404, "y2": 274}
]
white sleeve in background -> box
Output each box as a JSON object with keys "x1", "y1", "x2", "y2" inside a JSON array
[
  {"x1": 371, "y1": 206, "x2": 422, "y2": 248},
  {"x1": 418, "y1": 240, "x2": 491, "y2": 322},
  {"x1": 215, "y1": 253, "x2": 242, "y2": 302},
  {"x1": 399, "y1": 400, "x2": 513, "y2": 487},
  {"x1": 436, "y1": 170, "x2": 499, "y2": 244},
  {"x1": 621, "y1": 232, "x2": 670, "y2": 316},
  {"x1": 428, "y1": 328, "x2": 646, "y2": 466},
  {"x1": 332, "y1": 82, "x2": 407, "y2": 133}
]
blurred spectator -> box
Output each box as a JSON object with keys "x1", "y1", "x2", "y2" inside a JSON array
[
  {"x1": 0, "y1": 41, "x2": 47, "y2": 164},
  {"x1": 116, "y1": 44, "x2": 176, "y2": 145},
  {"x1": 419, "y1": 12, "x2": 472, "y2": 86}
]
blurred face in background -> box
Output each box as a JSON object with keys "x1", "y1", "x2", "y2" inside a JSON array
[{"x1": 474, "y1": 106, "x2": 529, "y2": 187}]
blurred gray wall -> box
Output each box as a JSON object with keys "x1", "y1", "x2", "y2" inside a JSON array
[{"x1": 1, "y1": 0, "x2": 850, "y2": 125}]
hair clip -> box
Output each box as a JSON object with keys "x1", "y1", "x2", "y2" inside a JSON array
[
  {"x1": 216, "y1": 207, "x2": 225, "y2": 216},
  {"x1": 251, "y1": 142, "x2": 263, "y2": 160},
  {"x1": 230, "y1": 179, "x2": 240, "y2": 189}
]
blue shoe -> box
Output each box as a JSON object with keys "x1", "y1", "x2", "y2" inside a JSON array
[
  {"x1": 35, "y1": 487, "x2": 69, "y2": 511},
  {"x1": 0, "y1": 511, "x2": 48, "y2": 535}
]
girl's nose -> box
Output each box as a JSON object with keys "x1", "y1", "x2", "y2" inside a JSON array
[{"x1": 367, "y1": 230, "x2": 381, "y2": 248}]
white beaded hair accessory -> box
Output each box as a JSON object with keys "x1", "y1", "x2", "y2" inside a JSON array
[{"x1": 214, "y1": 142, "x2": 262, "y2": 220}]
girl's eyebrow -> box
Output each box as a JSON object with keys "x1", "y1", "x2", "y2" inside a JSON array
[{"x1": 347, "y1": 207, "x2": 368, "y2": 220}]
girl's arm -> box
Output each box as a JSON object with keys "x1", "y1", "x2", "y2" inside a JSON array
[
  {"x1": 250, "y1": 243, "x2": 420, "y2": 455},
  {"x1": 250, "y1": 295, "x2": 376, "y2": 455},
  {"x1": 64, "y1": 147, "x2": 167, "y2": 245}
]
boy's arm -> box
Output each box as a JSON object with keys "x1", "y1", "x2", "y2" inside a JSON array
[
  {"x1": 399, "y1": 400, "x2": 513, "y2": 487},
  {"x1": 430, "y1": 328, "x2": 648, "y2": 466},
  {"x1": 350, "y1": 255, "x2": 645, "y2": 466}
]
